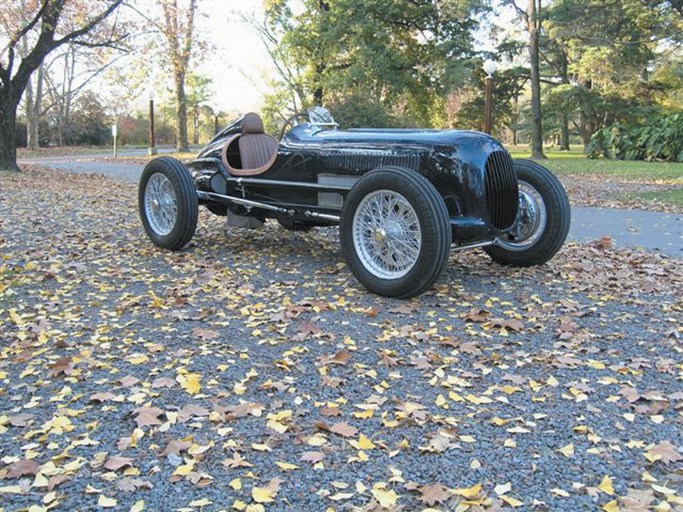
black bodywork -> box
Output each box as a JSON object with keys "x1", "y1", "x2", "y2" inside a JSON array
[{"x1": 188, "y1": 115, "x2": 519, "y2": 247}]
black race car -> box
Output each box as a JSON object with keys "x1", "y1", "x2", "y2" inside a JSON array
[{"x1": 139, "y1": 107, "x2": 570, "y2": 298}]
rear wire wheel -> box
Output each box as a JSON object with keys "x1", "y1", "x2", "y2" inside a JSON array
[{"x1": 139, "y1": 157, "x2": 198, "y2": 250}]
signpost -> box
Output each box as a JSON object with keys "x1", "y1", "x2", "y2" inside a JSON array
[{"x1": 112, "y1": 124, "x2": 118, "y2": 158}]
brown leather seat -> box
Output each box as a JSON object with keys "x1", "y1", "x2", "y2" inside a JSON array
[{"x1": 225, "y1": 113, "x2": 278, "y2": 176}]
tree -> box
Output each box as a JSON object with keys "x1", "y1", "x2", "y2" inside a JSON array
[
  {"x1": 261, "y1": 0, "x2": 487, "y2": 129},
  {"x1": 526, "y1": 0, "x2": 546, "y2": 158},
  {"x1": 0, "y1": 0, "x2": 125, "y2": 171}
]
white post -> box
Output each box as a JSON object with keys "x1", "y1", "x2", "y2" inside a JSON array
[{"x1": 112, "y1": 124, "x2": 118, "y2": 158}]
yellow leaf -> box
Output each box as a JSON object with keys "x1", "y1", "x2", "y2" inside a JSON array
[
  {"x1": 558, "y1": 443, "x2": 575, "y2": 458},
  {"x1": 0, "y1": 485, "x2": 23, "y2": 494},
  {"x1": 131, "y1": 500, "x2": 144, "y2": 512},
  {"x1": 551, "y1": 488, "x2": 570, "y2": 497},
  {"x1": 494, "y1": 482, "x2": 512, "y2": 495},
  {"x1": 546, "y1": 375, "x2": 559, "y2": 387},
  {"x1": 98, "y1": 495, "x2": 117, "y2": 508},
  {"x1": 127, "y1": 354, "x2": 149, "y2": 365},
  {"x1": 501, "y1": 495, "x2": 524, "y2": 507},
  {"x1": 189, "y1": 498, "x2": 213, "y2": 507},
  {"x1": 245, "y1": 505, "x2": 265, "y2": 512},
  {"x1": 599, "y1": 475, "x2": 615, "y2": 496},
  {"x1": 177, "y1": 373, "x2": 201, "y2": 395},
  {"x1": 353, "y1": 409, "x2": 374, "y2": 419},
  {"x1": 252, "y1": 486, "x2": 275, "y2": 503},
  {"x1": 276, "y1": 461, "x2": 298, "y2": 471},
  {"x1": 435, "y1": 394, "x2": 448, "y2": 408},
  {"x1": 173, "y1": 461, "x2": 195, "y2": 476},
  {"x1": 602, "y1": 500, "x2": 620, "y2": 512},
  {"x1": 230, "y1": 478, "x2": 242, "y2": 490},
  {"x1": 371, "y1": 484, "x2": 397, "y2": 508},
  {"x1": 307, "y1": 434, "x2": 327, "y2": 447},
  {"x1": 455, "y1": 483, "x2": 482, "y2": 499},
  {"x1": 352, "y1": 434, "x2": 376, "y2": 450}
]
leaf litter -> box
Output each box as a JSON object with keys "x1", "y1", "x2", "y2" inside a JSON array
[{"x1": 0, "y1": 165, "x2": 681, "y2": 511}]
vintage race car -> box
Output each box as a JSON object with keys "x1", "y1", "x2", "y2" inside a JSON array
[{"x1": 139, "y1": 107, "x2": 570, "y2": 298}]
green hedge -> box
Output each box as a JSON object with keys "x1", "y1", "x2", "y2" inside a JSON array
[{"x1": 587, "y1": 113, "x2": 683, "y2": 162}]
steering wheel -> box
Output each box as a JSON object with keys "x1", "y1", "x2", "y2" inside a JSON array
[{"x1": 279, "y1": 112, "x2": 310, "y2": 140}]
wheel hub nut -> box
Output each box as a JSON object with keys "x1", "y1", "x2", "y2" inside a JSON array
[{"x1": 374, "y1": 228, "x2": 387, "y2": 242}]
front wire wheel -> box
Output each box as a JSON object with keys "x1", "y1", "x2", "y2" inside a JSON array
[
  {"x1": 352, "y1": 190, "x2": 422, "y2": 280},
  {"x1": 341, "y1": 167, "x2": 451, "y2": 298}
]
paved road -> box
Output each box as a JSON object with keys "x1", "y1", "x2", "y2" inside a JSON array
[{"x1": 18, "y1": 155, "x2": 683, "y2": 258}]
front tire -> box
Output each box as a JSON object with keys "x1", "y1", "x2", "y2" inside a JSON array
[
  {"x1": 139, "y1": 157, "x2": 198, "y2": 250},
  {"x1": 485, "y1": 159, "x2": 570, "y2": 266},
  {"x1": 340, "y1": 167, "x2": 451, "y2": 298}
]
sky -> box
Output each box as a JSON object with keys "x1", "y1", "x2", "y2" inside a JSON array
[{"x1": 194, "y1": 0, "x2": 278, "y2": 113}]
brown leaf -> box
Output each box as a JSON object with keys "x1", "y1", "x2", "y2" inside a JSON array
[
  {"x1": 178, "y1": 404, "x2": 210, "y2": 422},
  {"x1": 461, "y1": 309, "x2": 490, "y2": 323},
  {"x1": 330, "y1": 422, "x2": 359, "y2": 438},
  {"x1": 8, "y1": 413, "x2": 35, "y2": 427},
  {"x1": 222, "y1": 452, "x2": 252, "y2": 469},
  {"x1": 90, "y1": 392, "x2": 117, "y2": 402},
  {"x1": 648, "y1": 441, "x2": 682, "y2": 465},
  {"x1": 192, "y1": 327, "x2": 219, "y2": 340},
  {"x1": 331, "y1": 350, "x2": 352, "y2": 365},
  {"x1": 104, "y1": 456, "x2": 133, "y2": 471},
  {"x1": 133, "y1": 406, "x2": 164, "y2": 428},
  {"x1": 120, "y1": 375, "x2": 140, "y2": 387},
  {"x1": 151, "y1": 377, "x2": 176, "y2": 388},
  {"x1": 49, "y1": 356, "x2": 74, "y2": 377},
  {"x1": 163, "y1": 440, "x2": 193, "y2": 456},
  {"x1": 298, "y1": 320, "x2": 322, "y2": 336},
  {"x1": 320, "y1": 407, "x2": 342, "y2": 417},
  {"x1": 7, "y1": 459, "x2": 40, "y2": 478},
  {"x1": 418, "y1": 483, "x2": 451, "y2": 506},
  {"x1": 300, "y1": 451, "x2": 325, "y2": 464},
  {"x1": 116, "y1": 478, "x2": 153, "y2": 492},
  {"x1": 47, "y1": 475, "x2": 70, "y2": 491}
]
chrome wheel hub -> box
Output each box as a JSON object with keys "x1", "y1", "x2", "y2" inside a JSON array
[
  {"x1": 352, "y1": 190, "x2": 422, "y2": 279},
  {"x1": 144, "y1": 173, "x2": 177, "y2": 236},
  {"x1": 498, "y1": 180, "x2": 547, "y2": 250}
]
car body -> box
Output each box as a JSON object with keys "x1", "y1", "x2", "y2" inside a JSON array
[{"x1": 139, "y1": 108, "x2": 570, "y2": 298}]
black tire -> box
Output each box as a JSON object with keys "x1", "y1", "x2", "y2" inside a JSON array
[
  {"x1": 139, "y1": 157, "x2": 198, "y2": 250},
  {"x1": 340, "y1": 166, "x2": 451, "y2": 298},
  {"x1": 277, "y1": 217, "x2": 314, "y2": 232},
  {"x1": 485, "y1": 159, "x2": 570, "y2": 266}
]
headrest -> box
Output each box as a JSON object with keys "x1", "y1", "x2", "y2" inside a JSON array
[{"x1": 242, "y1": 112, "x2": 264, "y2": 134}]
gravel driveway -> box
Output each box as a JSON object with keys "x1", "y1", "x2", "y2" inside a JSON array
[{"x1": 1, "y1": 166, "x2": 681, "y2": 511}]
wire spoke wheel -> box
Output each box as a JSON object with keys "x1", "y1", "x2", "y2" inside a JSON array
[
  {"x1": 139, "y1": 157, "x2": 198, "y2": 251},
  {"x1": 144, "y1": 173, "x2": 178, "y2": 236},
  {"x1": 485, "y1": 159, "x2": 570, "y2": 267},
  {"x1": 496, "y1": 180, "x2": 547, "y2": 250},
  {"x1": 352, "y1": 190, "x2": 422, "y2": 279},
  {"x1": 340, "y1": 167, "x2": 451, "y2": 298}
]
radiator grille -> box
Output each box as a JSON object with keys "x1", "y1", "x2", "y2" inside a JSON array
[
  {"x1": 484, "y1": 151, "x2": 518, "y2": 230},
  {"x1": 325, "y1": 153, "x2": 420, "y2": 172}
]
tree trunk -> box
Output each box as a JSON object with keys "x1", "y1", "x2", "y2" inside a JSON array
[
  {"x1": 27, "y1": 65, "x2": 44, "y2": 150},
  {"x1": 560, "y1": 113, "x2": 570, "y2": 151},
  {"x1": 528, "y1": 0, "x2": 546, "y2": 159},
  {"x1": 175, "y1": 72, "x2": 189, "y2": 152},
  {"x1": 0, "y1": 90, "x2": 20, "y2": 171}
]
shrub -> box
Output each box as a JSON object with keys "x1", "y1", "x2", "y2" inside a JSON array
[{"x1": 587, "y1": 113, "x2": 683, "y2": 162}]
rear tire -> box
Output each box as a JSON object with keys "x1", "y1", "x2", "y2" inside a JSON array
[
  {"x1": 340, "y1": 167, "x2": 451, "y2": 298},
  {"x1": 485, "y1": 159, "x2": 570, "y2": 266},
  {"x1": 139, "y1": 157, "x2": 198, "y2": 250}
]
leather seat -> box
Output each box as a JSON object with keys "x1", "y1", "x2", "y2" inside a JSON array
[{"x1": 223, "y1": 113, "x2": 278, "y2": 176}]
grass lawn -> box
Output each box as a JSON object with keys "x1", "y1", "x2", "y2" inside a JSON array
[
  {"x1": 507, "y1": 145, "x2": 683, "y2": 180},
  {"x1": 506, "y1": 145, "x2": 683, "y2": 208}
]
